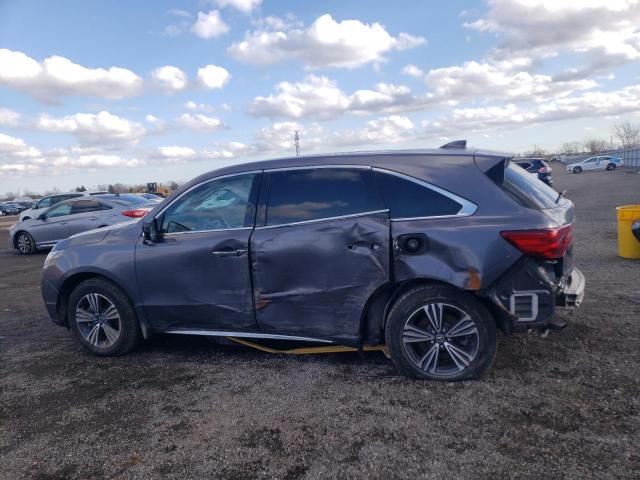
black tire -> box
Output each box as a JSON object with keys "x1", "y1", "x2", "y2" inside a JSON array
[
  {"x1": 22, "y1": 217, "x2": 31, "y2": 221},
  {"x1": 385, "y1": 284, "x2": 497, "y2": 381},
  {"x1": 606, "y1": 163, "x2": 616, "y2": 171},
  {"x1": 573, "y1": 166, "x2": 582, "y2": 174},
  {"x1": 15, "y1": 231, "x2": 35, "y2": 255},
  {"x1": 68, "y1": 278, "x2": 142, "y2": 356}
]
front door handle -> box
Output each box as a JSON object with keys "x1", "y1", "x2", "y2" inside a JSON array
[
  {"x1": 60, "y1": 221, "x2": 68, "y2": 225},
  {"x1": 89, "y1": 217, "x2": 97, "y2": 220},
  {"x1": 212, "y1": 248, "x2": 247, "y2": 258}
]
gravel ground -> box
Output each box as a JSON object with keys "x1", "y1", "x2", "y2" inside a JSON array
[{"x1": 1, "y1": 167, "x2": 639, "y2": 480}]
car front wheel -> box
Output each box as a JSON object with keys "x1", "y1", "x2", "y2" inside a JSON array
[
  {"x1": 573, "y1": 166, "x2": 582, "y2": 174},
  {"x1": 15, "y1": 232, "x2": 35, "y2": 255},
  {"x1": 606, "y1": 163, "x2": 616, "y2": 171},
  {"x1": 68, "y1": 278, "x2": 142, "y2": 356},
  {"x1": 385, "y1": 284, "x2": 497, "y2": 381}
]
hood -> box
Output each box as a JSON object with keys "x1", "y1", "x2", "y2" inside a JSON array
[{"x1": 53, "y1": 220, "x2": 138, "y2": 251}]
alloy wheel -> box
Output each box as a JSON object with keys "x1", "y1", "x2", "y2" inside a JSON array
[
  {"x1": 75, "y1": 293, "x2": 121, "y2": 348},
  {"x1": 17, "y1": 233, "x2": 31, "y2": 254},
  {"x1": 402, "y1": 302, "x2": 479, "y2": 378}
]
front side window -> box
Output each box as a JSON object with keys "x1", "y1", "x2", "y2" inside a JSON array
[
  {"x1": 71, "y1": 199, "x2": 105, "y2": 214},
  {"x1": 374, "y1": 170, "x2": 463, "y2": 219},
  {"x1": 161, "y1": 174, "x2": 257, "y2": 233},
  {"x1": 35, "y1": 197, "x2": 52, "y2": 209},
  {"x1": 46, "y1": 202, "x2": 73, "y2": 218},
  {"x1": 265, "y1": 168, "x2": 383, "y2": 226}
]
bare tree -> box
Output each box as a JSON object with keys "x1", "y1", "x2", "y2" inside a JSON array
[
  {"x1": 561, "y1": 142, "x2": 583, "y2": 155},
  {"x1": 612, "y1": 121, "x2": 640, "y2": 149},
  {"x1": 583, "y1": 138, "x2": 607, "y2": 154}
]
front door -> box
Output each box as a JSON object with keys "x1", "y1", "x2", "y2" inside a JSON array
[
  {"x1": 135, "y1": 172, "x2": 261, "y2": 331},
  {"x1": 30, "y1": 201, "x2": 73, "y2": 246},
  {"x1": 251, "y1": 167, "x2": 390, "y2": 342}
]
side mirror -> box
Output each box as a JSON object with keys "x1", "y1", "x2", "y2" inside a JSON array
[
  {"x1": 142, "y1": 218, "x2": 162, "y2": 243},
  {"x1": 37, "y1": 213, "x2": 47, "y2": 220}
]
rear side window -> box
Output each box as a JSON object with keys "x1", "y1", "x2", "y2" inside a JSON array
[
  {"x1": 502, "y1": 163, "x2": 558, "y2": 209},
  {"x1": 70, "y1": 199, "x2": 105, "y2": 214},
  {"x1": 374, "y1": 171, "x2": 462, "y2": 219},
  {"x1": 266, "y1": 168, "x2": 383, "y2": 226}
]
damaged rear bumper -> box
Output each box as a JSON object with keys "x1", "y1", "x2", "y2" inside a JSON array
[{"x1": 480, "y1": 259, "x2": 585, "y2": 332}]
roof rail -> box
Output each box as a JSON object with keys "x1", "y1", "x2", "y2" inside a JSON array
[{"x1": 439, "y1": 140, "x2": 467, "y2": 150}]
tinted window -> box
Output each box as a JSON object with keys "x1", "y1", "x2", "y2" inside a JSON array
[
  {"x1": 46, "y1": 202, "x2": 73, "y2": 218},
  {"x1": 161, "y1": 174, "x2": 256, "y2": 233},
  {"x1": 374, "y1": 171, "x2": 462, "y2": 219},
  {"x1": 266, "y1": 168, "x2": 383, "y2": 226},
  {"x1": 36, "y1": 197, "x2": 52, "y2": 209},
  {"x1": 501, "y1": 163, "x2": 559, "y2": 209},
  {"x1": 70, "y1": 199, "x2": 104, "y2": 214}
]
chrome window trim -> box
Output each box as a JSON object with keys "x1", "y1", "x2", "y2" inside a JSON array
[
  {"x1": 372, "y1": 167, "x2": 477, "y2": 220},
  {"x1": 166, "y1": 329, "x2": 333, "y2": 344},
  {"x1": 154, "y1": 170, "x2": 261, "y2": 232},
  {"x1": 256, "y1": 209, "x2": 389, "y2": 230},
  {"x1": 163, "y1": 226, "x2": 253, "y2": 236},
  {"x1": 264, "y1": 164, "x2": 370, "y2": 173}
]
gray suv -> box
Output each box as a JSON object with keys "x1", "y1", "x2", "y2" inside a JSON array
[{"x1": 41, "y1": 142, "x2": 585, "y2": 381}]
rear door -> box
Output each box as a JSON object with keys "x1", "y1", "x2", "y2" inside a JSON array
[
  {"x1": 250, "y1": 166, "x2": 390, "y2": 341},
  {"x1": 67, "y1": 199, "x2": 106, "y2": 236}
]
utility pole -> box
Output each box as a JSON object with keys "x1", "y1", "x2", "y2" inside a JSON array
[{"x1": 294, "y1": 130, "x2": 300, "y2": 157}]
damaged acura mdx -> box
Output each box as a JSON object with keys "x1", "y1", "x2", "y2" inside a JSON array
[{"x1": 41, "y1": 140, "x2": 585, "y2": 381}]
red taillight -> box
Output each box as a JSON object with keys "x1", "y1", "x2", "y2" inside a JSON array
[
  {"x1": 538, "y1": 166, "x2": 551, "y2": 174},
  {"x1": 121, "y1": 208, "x2": 150, "y2": 218},
  {"x1": 500, "y1": 224, "x2": 572, "y2": 259}
]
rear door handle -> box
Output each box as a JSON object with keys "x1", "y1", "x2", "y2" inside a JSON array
[
  {"x1": 212, "y1": 248, "x2": 247, "y2": 258},
  {"x1": 89, "y1": 217, "x2": 97, "y2": 220}
]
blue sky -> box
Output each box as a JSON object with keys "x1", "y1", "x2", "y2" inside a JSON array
[{"x1": 1, "y1": 0, "x2": 639, "y2": 195}]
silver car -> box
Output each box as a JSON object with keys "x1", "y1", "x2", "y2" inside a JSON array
[{"x1": 9, "y1": 194, "x2": 154, "y2": 255}]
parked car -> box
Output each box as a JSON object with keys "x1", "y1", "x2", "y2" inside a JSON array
[
  {"x1": 515, "y1": 158, "x2": 553, "y2": 186},
  {"x1": 566, "y1": 155, "x2": 623, "y2": 174},
  {"x1": 18, "y1": 191, "x2": 109, "y2": 221},
  {"x1": 0, "y1": 203, "x2": 20, "y2": 216},
  {"x1": 135, "y1": 193, "x2": 163, "y2": 203},
  {"x1": 10, "y1": 194, "x2": 154, "y2": 255},
  {"x1": 41, "y1": 142, "x2": 585, "y2": 381}
]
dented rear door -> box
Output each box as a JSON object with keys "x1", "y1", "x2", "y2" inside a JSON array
[{"x1": 250, "y1": 166, "x2": 390, "y2": 342}]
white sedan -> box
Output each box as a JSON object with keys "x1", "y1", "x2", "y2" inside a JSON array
[{"x1": 566, "y1": 155, "x2": 624, "y2": 174}]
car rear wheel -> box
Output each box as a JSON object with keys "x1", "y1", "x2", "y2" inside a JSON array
[
  {"x1": 385, "y1": 284, "x2": 497, "y2": 381},
  {"x1": 15, "y1": 232, "x2": 35, "y2": 255},
  {"x1": 573, "y1": 166, "x2": 582, "y2": 174},
  {"x1": 68, "y1": 278, "x2": 141, "y2": 356},
  {"x1": 606, "y1": 163, "x2": 616, "y2": 171}
]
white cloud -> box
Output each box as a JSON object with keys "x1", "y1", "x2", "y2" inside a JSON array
[
  {"x1": 249, "y1": 75, "x2": 433, "y2": 119},
  {"x1": 402, "y1": 64, "x2": 424, "y2": 77},
  {"x1": 177, "y1": 113, "x2": 225, "y2": 132},
  {"x1": 191, "y1": 10, "x2": 229, "y2": 39},
  {"x1": 51, "y1": 154, "x2": 142, "y2": 169},
  {"x1": 0, "y1": 133, "x2": 41, "y2": 159},
  {"x1": 184, "y1": 101, "x2": 214, "y2": 112},
  {"x1": 35, "y1": 111, "x2": 146, "y2": 145},
  {"x1": 156, "y1": 146, "x2": 198, "y2": 163},
  {"x1": 215, "y1": 0, "x2": 262, "y2": 14},
  {"x1": 151, "y1": 66, "x2": 188, "y2": 92},
  {"x1": 425, "y1": 60, "x2": 596, "y2": 103},
  {"x1": 466, "y1": 0, "x2": 640, "y2": 78},
  {"x1": 228, "y1": 14, "x2": 426, "y2": 69},
  {"x1": 329, "y1": 115, "x2": 415, "y2": 147},
  {"x1": 197, "y1": 65, "x2": 231, "y2": 89},
  {"x1": 0, "y1": 49, "x2": 142, "y2": 102},
  {"x1": 0, "y1": 108, "x2": 21, "y2": 126}
]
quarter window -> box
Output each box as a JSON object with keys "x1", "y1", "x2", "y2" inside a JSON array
[
  {"x1": 265, "y1": 168, "x2": 383, "y2": 226},
  {"x1": 161, "y1": 174, "x2": 257, "y2": 233},
  {"x1": 374, "y1": 171, "x2": 463, "y2": 219}
]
